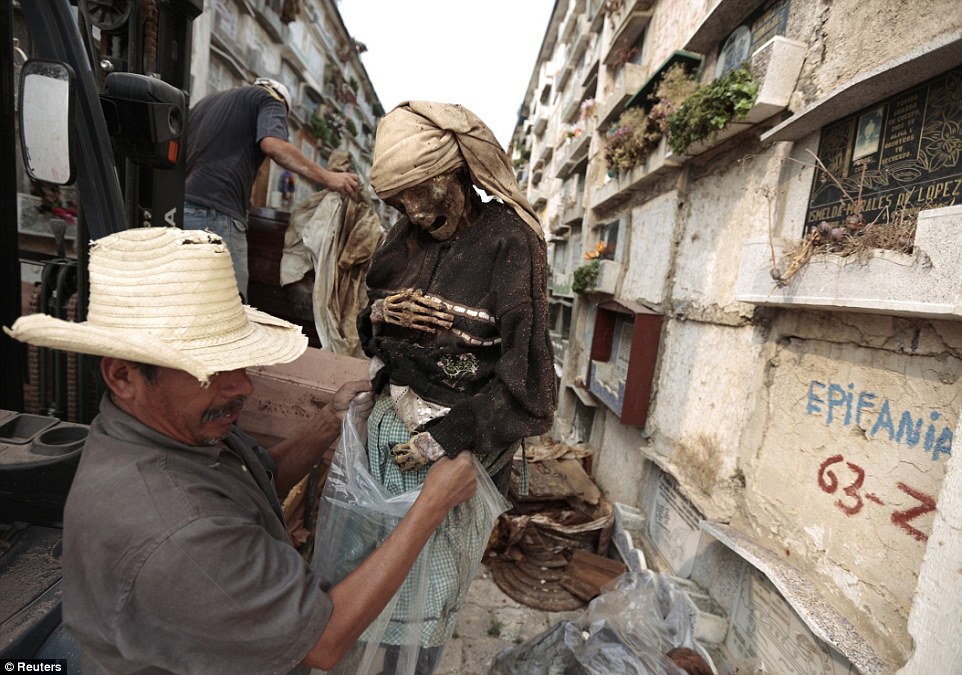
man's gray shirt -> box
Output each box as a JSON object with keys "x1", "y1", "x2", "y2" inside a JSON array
[{"x1": 62, "y1": 395, "x2": 332, "y2": 674}]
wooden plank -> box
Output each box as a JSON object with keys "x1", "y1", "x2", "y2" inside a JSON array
[{"x1": 560, "y1": 548, "x2": 628, "y2": 601}]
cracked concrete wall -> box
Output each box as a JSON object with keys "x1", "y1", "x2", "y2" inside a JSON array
[
  {"x1": 671, "y1": 147, "x2": 789, "y2": 310},
  {"x1": 642, "y1": 319, "x2": 768, "y2": 521},
  {"x1": 740, "y1": 311, "x2": 962, "y2": 665},
  {"x1": 549, "y1": 0, "x2": 962, "y2": 668},
  {"x1": 621, "y1": 191, "x2": 680, "y2": 304},
  {"x1": 800, "y1": 0, "x2": 955, "y2": 103}
]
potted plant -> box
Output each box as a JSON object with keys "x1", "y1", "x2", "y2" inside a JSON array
[
  {"x1": 666, "y1": 65, "x2": 759, "y2": 155},
  {"x1": 572, "y1": 242, "x2": 610, "y2": 294}
]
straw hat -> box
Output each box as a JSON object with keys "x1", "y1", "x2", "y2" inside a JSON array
[{"x1": 4, "y1": 227, "x2": 308, "y2": 383}]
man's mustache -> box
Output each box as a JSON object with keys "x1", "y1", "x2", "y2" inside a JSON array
[{"x1": 201, "y1": 397, "x2": 247, "y2": 424}]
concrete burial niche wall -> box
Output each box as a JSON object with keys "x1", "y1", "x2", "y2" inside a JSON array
[
  {"x1": 239, "y1": 347, "x2": 369, "y2": 447},
  {"x1": 744, "y1": 314, "x2": 962, "y2": 663}
]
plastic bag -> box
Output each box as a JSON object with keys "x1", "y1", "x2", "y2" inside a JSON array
[
  {"x1": 312, "y1": 400, "x2": 510, "y2": 675},
  {"x1": 490, "y1": 570, "x2": 716, "y2": 674}
]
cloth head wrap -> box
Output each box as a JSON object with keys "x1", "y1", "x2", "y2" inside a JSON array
[{"x1": 370, "y1": 101, "x2": 543, "y2": 238}]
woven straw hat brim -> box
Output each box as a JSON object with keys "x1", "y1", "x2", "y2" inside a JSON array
[
  {"x1": 4, "y1": 227, "x2": 310, "y2": 383},
  {"x1": 5, "y1": 306, "x2": 308, "y2": 383}
]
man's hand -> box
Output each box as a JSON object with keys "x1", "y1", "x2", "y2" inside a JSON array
[
  {"x1": 260, "y1": 137, "x2": 360, "y2": 199},
  {"x1": 323, "y1": 169, "x2": 360, "y2": 199},
  {"x1": 420, "y1": 453, "x2": 477, "y2": 511},
  {"x1": 382, "y1": 289, "x2": 454, "y2": 334},
  {"x1": 329, "y1": 379, "x2": 374, "y2": 422}
]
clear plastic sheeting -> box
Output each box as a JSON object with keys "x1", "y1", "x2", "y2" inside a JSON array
[
  {"x1": 491, "y1": 570, "x2": 717, "y2": 675},
  {"x1": 312, "y1": 402, "x2": 510, "y2": 675}
]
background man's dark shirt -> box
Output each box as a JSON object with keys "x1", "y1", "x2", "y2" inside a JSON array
[{"x1": 185, "y1": 86, "x2": 290, "y2": 221}]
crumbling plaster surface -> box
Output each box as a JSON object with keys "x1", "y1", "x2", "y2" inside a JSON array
[
  {"x1": 646, "y1": 0, "x2": 710, "y2": 82},
  {"x1": 590, "y1": 408, "x2": 650, "y2": 507},
  {"x1": 672, "y1": 145, "x2": 790, "y2": 309},
  {"x1": 737, "y1": 310, "x2": 962, "y2": 666},
  {"x1": 806, "y1": 0, "x2": 954, "y2": 100},
  {"x1": 620, "y1": 192, "x2": 680, "y2": 305},
  {"x1": 643, "y1": 318, "x2": 768, "y2": 521}
]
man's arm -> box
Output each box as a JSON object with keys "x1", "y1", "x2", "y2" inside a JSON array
[
  {"x1": 266, "y1": 379, "x2": 373, "y2": 496},
  {"x1": 260, "y1": 136, "x2": 360, "y2": 198},
  {"x1": 300, "y1": 452, "x2": 478, "y2": 671}
]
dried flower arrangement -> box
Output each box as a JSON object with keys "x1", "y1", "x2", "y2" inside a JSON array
[
  {"x1": 770, "y1": 154, "x2": 919, "y2": 287},
  {"x1": 603, "y1": 63, "x2": 697, "y2": 173}
]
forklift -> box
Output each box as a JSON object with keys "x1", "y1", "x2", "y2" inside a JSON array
[{"x1": 0, "y1": 0, "x2": 202, "y2": 662}]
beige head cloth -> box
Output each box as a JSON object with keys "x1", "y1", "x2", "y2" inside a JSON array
[
  {"x1": 3, "y1": 227, "x2": 308, "y2": 383},
  {"x1": 370, "y1": 101, "x2": 543, "y2": 238}
]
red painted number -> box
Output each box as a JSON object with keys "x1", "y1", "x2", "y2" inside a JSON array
[
  {"x1": 817, "y1": 454, "x2": 865, "y2": 515},
  {"x1": 890, "y1": 482, "x2": 936, "y2": 543},
  {"x1": 818, "y1": 455, "x2": 936, "y2": 543}
]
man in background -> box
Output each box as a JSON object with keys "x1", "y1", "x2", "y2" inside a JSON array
[{"x1": 184, "y1": 77, "x2": 359, "y2": 298}]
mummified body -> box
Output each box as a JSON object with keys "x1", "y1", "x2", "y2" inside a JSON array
[
  {"x1": 360, "y1": 166, "x2": 556, "y2": 477},
  {"x1": 347, "y1": 102, "x2": 556, "y2": 672}
]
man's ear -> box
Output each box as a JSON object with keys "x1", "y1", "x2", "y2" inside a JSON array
[{"x1": 100, "y1": 357, "x2": 141, "y2": 401}]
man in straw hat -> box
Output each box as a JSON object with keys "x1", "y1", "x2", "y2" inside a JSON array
[
  {"x1": 184, "y1": 77, "x2": 361, "y2": 299},
  {"x1": 347, "y1": 101, "x2": 557, "y2": 672},
  {"x1": 4, "y1": 226, "x2": 477, "y2": 674}
]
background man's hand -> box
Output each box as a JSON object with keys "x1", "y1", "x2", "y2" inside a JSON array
[{"x1": 325, "y1": 170, "x2": 360, "y2": 198}]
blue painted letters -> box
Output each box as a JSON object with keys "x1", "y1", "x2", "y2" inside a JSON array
[{"x1": 806, "y1": 380, "x2": 952, "y2": 461}]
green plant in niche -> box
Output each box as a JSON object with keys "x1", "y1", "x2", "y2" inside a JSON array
[
  {"x1": 666, "y1": 65, "x2": 759, "y2": 155},
  {"x1": 572, "y1": 259, "x2": 601, "y2": 294},
  {"x1": 314, "y1": 111, "x2": 343, "y2": 148},
  {"x1": 512, "y1": 142, "x2": 531, "y2": 170},
  {"x1": 345, "y1": 118, "x2": 358, "y2": 137},
  {"x1": 604, "y1": 63, "x2": 697, "y2": 173},
  {"x1": 309, "y1": 112, "x2": 329, "y2": 144}
]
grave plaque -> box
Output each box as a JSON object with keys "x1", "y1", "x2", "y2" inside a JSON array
[
  {"x1": 727, "y1": 566, "x2": 857, "y2": 675},
  {"x1": 749, "y1": 0, "x2": 790, "y2": 53},
  {"x1": 646, "y1": 471, "x2": 703, "y2": 577},
  {"x1": 588, "y1": 315, "x2": 633, "y2": 416},
  {"x1": 806, "y1": 67, "x2": 962, "y2": 232},
  {"x1": 716, "y1": 0, "x2": 790, "y2": 78}
]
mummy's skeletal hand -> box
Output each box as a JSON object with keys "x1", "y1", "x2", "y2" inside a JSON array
[
  {"x1": 381, "y1": 289, "x2": 454, "y2": 334},
  {"x1": 392, "y1": 432, "x2": 445, "y2": 472}
]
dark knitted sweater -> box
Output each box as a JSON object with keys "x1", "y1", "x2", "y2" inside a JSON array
[{"x1": 358, "y1": 201, "x2": 556, "y2": 458}]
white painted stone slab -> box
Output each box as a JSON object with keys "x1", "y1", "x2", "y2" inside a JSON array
[
  {"x1": 704, "y1": 522, "x2": 889, "y2": 675},
  {"x1": 645, "y1": 470, "x2": 704, "y2": 578},
  {"x1": 735, "y1": 204, "x2": 962, "y2": 319}
]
